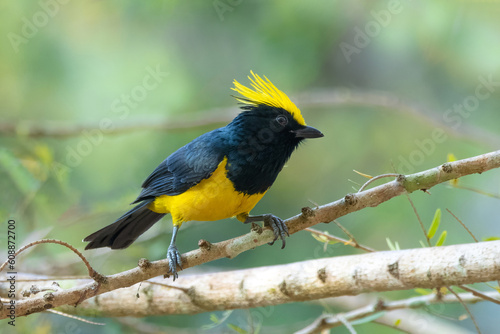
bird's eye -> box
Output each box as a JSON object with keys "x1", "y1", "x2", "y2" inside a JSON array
[{"x1": 276, "y1": 115, "x2": 288, "y2": 126}]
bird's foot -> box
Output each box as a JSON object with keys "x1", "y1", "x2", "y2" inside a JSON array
[
  {"x1": 262, "y1": 214, "x2": 289, "y2": 249},
  {"x1": 166, "y1": 245, "x2": 182, "y2": 280},
  {"x1": 243, "y1": 214, "x2": 289, "y2": 249}
]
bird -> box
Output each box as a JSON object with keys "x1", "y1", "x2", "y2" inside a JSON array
[{"x1": 84, "y1": 71, "x2": 323, "y2": 279}]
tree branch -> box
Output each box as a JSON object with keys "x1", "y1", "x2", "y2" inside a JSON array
[
  {"x1": 305, "y1": 227, "x2": 376, "y2": 253},
  {"x1": 0, "y1": 239, "x2": 102, "y2": 280},
  {"x1": 311, "y1": 295, "x2": 477, "y2": 334},
  {"x1": 0, "y1": 109, "x2": 235, "y2": 138},
  {"x1": 3, "y1": 90, "x2": 500, "y2": 149},
  {"x1": 296, "y1": 291, "x2": 499, "y2": 334},
  {"x1": 1, "y1": 150, "x2": 499, "y2": 319},
  {"x1": 15, "y1": 240, "x2": 496, "y2": 318}
]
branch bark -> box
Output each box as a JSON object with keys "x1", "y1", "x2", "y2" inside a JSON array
[
  {"x1": 297, "y1": 292, "x2": 498, "y2": 334},
  {"x1": 27, "y1": 240, "x2": 500, "y2": 317},
  {"x1": 1, "y1": 150, "x2": 500, "y2": 319},
  {"x1": 0, "y1": 109, "x2": 235, "y2": 138},
  {"x1": 311, "y1": 295, "x2": 477, "y2": 334}
]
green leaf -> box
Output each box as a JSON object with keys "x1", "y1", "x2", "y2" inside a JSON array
[
  {"x1": 227, "y1": 324, "x2": 248, "y2": 334},
  {"x1": 201, "y1": 314, "x2": 219, "y2": 329},
  {"x1": 386, "y1": 238, "x2": 400, "y2": 251},
  {"x1": 419, "y1": 240, "x2": 427, "y2": 248},
  {"x1": 201, "y1": 311, "x2": 233, "y2": 330},
  {"x1": 427, "y1": 208, "x2": 441, "y2": 239},
  {"x1": 435, "y1": 231, "x2": 447, "y2": 246},
  {"x1": 414, "y1": 288, "x2": 432, "y2": 295},
  {"x1": 386, "y1": 237, "x2": 396, "y2": 251},
  {"x1": 482, "y1": 236, "x2": 500, "y2": 241},
  {"x1": 311, "y1": 231, "x2": 338, "y2": 245},
  {"x1": 350, "y1": 311, "x2": 386, "y2": 325}
]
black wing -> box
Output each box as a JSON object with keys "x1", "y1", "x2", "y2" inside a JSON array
[{"x1": 132, "y1": 129, "x2": 226, "y2": 203}]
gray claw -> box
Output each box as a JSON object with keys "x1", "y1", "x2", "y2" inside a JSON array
[
  {"x1": 167, "y1": 245, "x2": 182, "y2": 280},
  {"x1": 264, "y1": 215, "x2": 289, "y2": 249}
]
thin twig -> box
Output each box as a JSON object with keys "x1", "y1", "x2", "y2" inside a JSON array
[
  {"x1": 372, "y1": 321, "x2": 411, "y2": 334},
  {"x1": 358, "y1": 174, "x2": 400, "y2": 192},
  {"x1": 394, "y1": 162, "x2": 430, "y2": 247},
  {"x1": 0, "y1": 297, "x2": 105, "y2": 325},
  {"x1": 404, "y1": 193, "x2": 431, "y2": 247},
  {"x1": 333, "y1": 220, "x2": 376, "y2": 252},
  {"x1": 7, "y1": 276, "x2": 92, "y2": 282},
  {"x1": 458, "y1": 285, "x2": 500, "y2": 305},
  {"x1": 451, "y1": 184, "x2": 500, "y2": 199},
  {"x1": 46, "y1": 309, "x2": 106, "y2": 325},
  {"x1": 295, "y1": 291, "x2": 498, "y2": 334},
  {"x1": 0, "y1": 239, "x2": 102, "y2": 280},
  {"x1": 333, "y1": 220, "x2": 356, "y2": 241},
  {"x1": 116, "y1": 317, "x2": 195, "y2": 334},
  {"x1": 305, "y1": 227, "x2": 376, "y2": 252},
  {"x1": 447, "y1": 286, "x2": 482, "y2": 334},
  {"x1": 145, "y1": 280, "x2": 190, "y2": 293},
  {"x1": 446, "y1": 208, "x2": 479, "y2": 242},
  {"x1": 337, "y1": 314, "x2": 357, "y2": 334}
]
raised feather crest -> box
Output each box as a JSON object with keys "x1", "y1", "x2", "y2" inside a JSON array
[{"x1": 232, "y1": 71, "x2": 306, "y2": 126}]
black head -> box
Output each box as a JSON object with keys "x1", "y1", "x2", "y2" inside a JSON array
[
  {"x1": 227, "y1": 104, "x2": 323, "y2": 151},
  {"x1": 224, "y1": 72, "x2": 323, "y2": 194}
]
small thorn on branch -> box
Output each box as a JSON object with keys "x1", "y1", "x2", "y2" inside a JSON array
[
  {"x1": 441, "y1": 163, "x2": 453, "y2": 173},
  {"x1": 301, "y1": 206, "x2": 315, "y2": 218},
  {"x1": 138, "y1": 258, "x2": 152, "y2": 270},
  {"x1": 251, "y1": 222, "x2": 263, "y2": 234},
  {"x1": 344, "y1": 193, "x2": 357, "y2": 206},
  {"x1": 198, "y1": 239, "x2": 212, "y2": 251}
]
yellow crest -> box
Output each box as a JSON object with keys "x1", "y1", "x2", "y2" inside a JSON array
[{"x1": 232, "y1": 71, "x2": 306, "y2": 126}]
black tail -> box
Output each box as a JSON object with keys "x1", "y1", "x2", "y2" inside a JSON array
[{"x1": 84, "y1": 200, "x2": 165, "y2": 250}]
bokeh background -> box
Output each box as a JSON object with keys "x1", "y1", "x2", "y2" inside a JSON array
[{"x1": 1, "y1": 1, "x2": 500, "y2": 333}]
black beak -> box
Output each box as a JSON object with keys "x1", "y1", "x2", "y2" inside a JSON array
[{"x1": 292, "y1": 126, "x2": 324, "y2": 139}]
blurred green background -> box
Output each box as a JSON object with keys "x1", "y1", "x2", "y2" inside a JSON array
[{"x1": 1, "y1": 1, "x2": 500, "y2": 333}]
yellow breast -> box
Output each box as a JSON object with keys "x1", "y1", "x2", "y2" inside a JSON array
[{"x1": 148, "y1": 157, "x2": 265, "y2": 226}]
